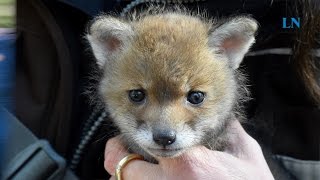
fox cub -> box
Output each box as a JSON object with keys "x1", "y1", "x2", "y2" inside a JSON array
[{"x1": 87, "y1": 8, "x2": 257, "y2": 160}]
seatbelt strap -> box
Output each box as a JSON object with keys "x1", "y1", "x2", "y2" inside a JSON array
[
  {"x1": 1, "y1": 108, "x2": 78, "y2": 180},
  {"x1": 275, "y1": 155, "x2": 320, "y2": 180}
]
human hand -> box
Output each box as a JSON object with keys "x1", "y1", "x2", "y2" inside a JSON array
[{"x1": 104, "y1": 120, "x2": 274, "y2": 180}]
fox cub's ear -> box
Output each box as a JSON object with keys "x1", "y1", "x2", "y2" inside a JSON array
[
  {"x1": 86, "y1": 17, "x2": 134, "y2": 68},
  {"x1": 209, "y1": 17, "x2": 258, "y2": 69}
]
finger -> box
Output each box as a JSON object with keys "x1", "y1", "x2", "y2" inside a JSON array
[
  {"x1": 121, "y1": 158, "x2": 160, "y2": 180},
  {"x1": 168, "y1": 146, "x2": 220, "y2": 167},
  {"x1": 169, "y1": 146, "x2": 234, "y2": 175},
  {"x1": 104, "y1": 136, "x2": 129, "y2": 175},
  {"x1": 104, "y1": 137, "x2": 161, "y2": 179}
]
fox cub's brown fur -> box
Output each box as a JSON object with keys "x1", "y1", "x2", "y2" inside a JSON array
[{"x1": 87, "y1": 7, "x2": 257, "y2": 160}]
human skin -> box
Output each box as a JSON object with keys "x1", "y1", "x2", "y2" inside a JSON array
[{"x1": 104, "y1": 120, "x2": 275, "y2": 180}]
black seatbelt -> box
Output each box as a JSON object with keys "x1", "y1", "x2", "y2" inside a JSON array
[{"x1": 1, "y1": 108, "x2": 78, "y2": 180}]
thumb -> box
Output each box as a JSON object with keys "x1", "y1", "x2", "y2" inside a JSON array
[{"x1": 224, "y1": 120, "x2": 264, "y2": 160}]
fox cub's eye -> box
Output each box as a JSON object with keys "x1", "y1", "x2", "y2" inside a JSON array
[
  {"x1": 129, "y1": 89, "x2": 146, "y2": 103},
  {"x1": 187, "y1": 91, "x2": 205, "y2": 105}
]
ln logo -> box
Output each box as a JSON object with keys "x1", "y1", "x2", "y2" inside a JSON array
[{"x1": 282, "y1": 17, "x2": 300, "y2": 28}]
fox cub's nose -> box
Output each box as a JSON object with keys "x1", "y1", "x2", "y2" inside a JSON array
[{"x1": 153, "y1": 129, "x2": 176, "y2": 146}]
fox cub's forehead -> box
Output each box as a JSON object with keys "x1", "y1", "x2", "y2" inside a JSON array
[
  {"x1": 117, "y1": 44, "x2": 227, "y2": 94},
  {"x1": 132, "y1": 14, "x2": 210, "y2": 51}
]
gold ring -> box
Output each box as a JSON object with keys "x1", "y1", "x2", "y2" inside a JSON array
[{"x1": 115, "y1": 154, "x2": 144, "y2": 180}]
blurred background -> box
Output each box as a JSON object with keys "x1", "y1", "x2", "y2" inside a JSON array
[
  {"x1": 0, "y1": 0, "x2": 15, "y2": 175},
  {"x1": 0, "y1": 0, "x2": 15, "y2": 109},
  {"x1": 0, "y1": 0, "x2": 15, "y2": 28}
]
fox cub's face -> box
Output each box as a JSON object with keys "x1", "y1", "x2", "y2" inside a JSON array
[{"x1": 87, "y1": 12, "x2": 257, "y2": 158}]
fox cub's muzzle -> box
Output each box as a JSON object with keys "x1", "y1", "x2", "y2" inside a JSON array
[{"x1": 152, "y1": 128, "x2": 176, "y2": 147}]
